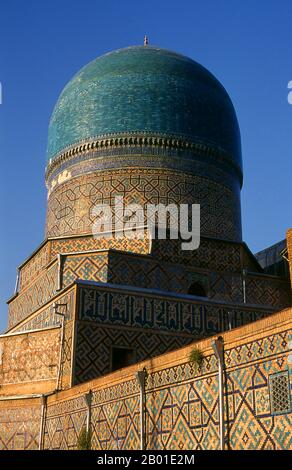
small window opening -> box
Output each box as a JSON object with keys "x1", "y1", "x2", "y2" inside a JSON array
[
  {"x1": 188, "y1": 282, "x2": 207, "y2": 297},
  {"x1": 111, "y1": 347, "x2": 135, "y2": 372}
]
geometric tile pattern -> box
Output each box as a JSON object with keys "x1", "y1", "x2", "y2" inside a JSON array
[
  {"x1": 73, "y1": 284, "x2": 274, "y2": 383},
  {"x1": 43, "y1": 384, "x2": 141, "y2": 450},
  {"x1": 77, "y1": 284, "x2": 273, "y2": 335},
  {"x1": 0, "y1": 403, "x2": 40, "y2": 450},
  {"x1": 41, "y1": 323, "x2": 292, "y2": 450},
  {"x1": 74, "y1": 322, "x2": 193, "y2": 384},
  {"x1": 18, "y1": 234, "x2": 150, "y2": 293},
  {"x1": 8, "y1": 241, "x2": 289, "y2": 332},
  {"x1": 151, "y1": 236, "x2": 243, "y2": 273},
  {"x1": 51, "y1": 233, "x2": 150, "y2": 259},
  {"x1": 45, "y1": 168, "x2": 241, "y2": 241},
  {"x1": 8, "y1": 262, "x2": 59, "y2": 329},
  {"x1": 246, "y1": 276, "x2": 291, "y2": 308},
  {"x1": 1, "y1": 314, "x2": 291, "y2": 450},
  {"x1": 269, "y1": 371, "x2": 291, "y2": 415},
  {"x1": 59, "y1": 319, "x2": 74, "y2": 389},
  {"x1": 105, "y1": 251, "x2": 207, "y2": 294},
  {"x1": 145, "y1": 342, "x2": 291, "y2": 450},
  {"x1": 19, "y1": 242, "x2": 50, "y2": 291},
  {"x1": 91, "y1": 395, "x2": 140, "y2": 450},
  {"x1": 11, "y1": 232, "x2": 289, "y2": 335},
  {"x1": 9, "y1": 288, "x2": 75, "y2": 334},
  {"x1": 0, "y1": 289, "x2": 75, "y2": 392},
  {"x1": 62, "y1": 252, "x2": 289, "y2": 308},
  {"x1": 43, "y1": 396, "x2": 87, "y2": 450},
  {"x1": 63, "y1": 253, "x2": 109, "y2": 286},
  {"x1": 14, "y1": 230, "x2": 290, "y2": 334},
  {"x1": 0, "y1": 327, "x2": 60, "y2": 386}
]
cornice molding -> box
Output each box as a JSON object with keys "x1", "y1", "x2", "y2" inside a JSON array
[{"x1": 45, "y1": 133, "x2": 243, "y2": 186}]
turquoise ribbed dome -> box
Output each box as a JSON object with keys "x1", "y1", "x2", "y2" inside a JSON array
[{"x1": 47, "y1": 45, "x2": 242, "y2": 174}]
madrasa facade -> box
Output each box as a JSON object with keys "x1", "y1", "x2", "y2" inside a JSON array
[{"x1": 0, "y1": 43, "x2": 291, "y2": 450}]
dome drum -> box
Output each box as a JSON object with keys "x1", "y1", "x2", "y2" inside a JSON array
[{"x1": 45, "y1": 45, "x2": 243, "y2": 243}]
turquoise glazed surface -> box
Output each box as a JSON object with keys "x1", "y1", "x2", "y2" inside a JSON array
[{"x1": 47, "y1": 46, "x2": 242, "y2": 173}]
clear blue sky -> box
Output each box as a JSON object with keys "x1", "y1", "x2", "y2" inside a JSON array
[{"x1": 0, "y1": 0, "x2": 291, "y2": 331}]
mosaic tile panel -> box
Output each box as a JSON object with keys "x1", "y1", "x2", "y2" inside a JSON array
[
  {"x1": 17, "y1": 233, "x2": 150, "y2": 295},
  {"x1": 51, "y1": 233, "x2": 150, "y2": 258},
  {"x1": 151, "y1": 236, "x2": 242, "y2": 273},
  {"x1": 77, "y1": 285, "x2": 272, "y2": 336},
  {"x1": 72, "y1": 284, "x2": 274, "y2": 384},
  {"x1": 0, "y1": 328, "x2": 60, "y2": 386},
  {"x1": 45, "y1": 168, "x2": 241, "y2": 241},
  {"x1": 0, "y1": 403, "x2": 40, "y2": 450},
  {"x1": 91, "y1": 395, "x2": 140, "y2": 450},
  {"x1": 41, "y1": 317, "x2": 292, "y2": 450},
  {"x1": 74, "y1": 322, "x2": 193, "y2": 384},
  {"x1": 59, "y1": 320, "x2": 74, "y2": 389},
  {"x1": 19, "y1": 242, "x2": 51, "y2": 291},
  {"x1": 61, "y1": 250, "x2": 289, "y2": 308},
  {"x1": 44, "y1": 396, "x2": 87, "y2": 450},
  {"x1": 145, "y1": 359, "x2": 291, "y2": 450},
  {"x1": 246, "y1": 275, "x2": 291, "y2": 308},
  {"x1": 8, "y1": 262, "x2": 59, "y2": 329},
  {"x1": 9, "y1": 288, "x2": 75, "y2": 334},
  {"x1": 62, "y1": 253, "x2": 109, "y2": 287}
]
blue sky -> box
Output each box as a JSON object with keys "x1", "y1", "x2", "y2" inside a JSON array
[{"x1": 0, "y1": 0, "x2": 291, "y2": 331}]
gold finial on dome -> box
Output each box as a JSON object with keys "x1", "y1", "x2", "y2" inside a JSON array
[{"x1": 144, "y1": 35, "x2": 149, "y2": 46}]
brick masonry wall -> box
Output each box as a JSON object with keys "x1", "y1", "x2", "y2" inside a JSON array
[
  {"x1": 0, "y1": 286, "x2": 77, "y2": 395},
  {"x1": 63, "y1": 251, "x2": 290, "y2": 307},
  {"x1": 45, "y1": 168, "x2": 242, "y2": 241},
  {"x1": 7, "y1": 262, "x2": 59, "y2": 329},
  {"x1": 9, "y1": 231, "x2": 289, "y2": 334},
  {"x1": 17, "y1": 234, "x2": 150, "y2": 294},
  {"x1": 0, "y1": 308, "x2": 291, "y2": 449},
  {"x1": 0, "y1": 398, "x2": 40, "y2": 450},
  {"x1": 72, "y1": 283, "x2": 276, "y2": 383},
  {"x1": 0, "y1": 328, "x2": 60, "y2": 396},
  {"x1": 42, "y1": 308, "x2": 292, "y2": 450},
  {"x1": 9, "y1": 238, "x2": 289, "y2": 333}
]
